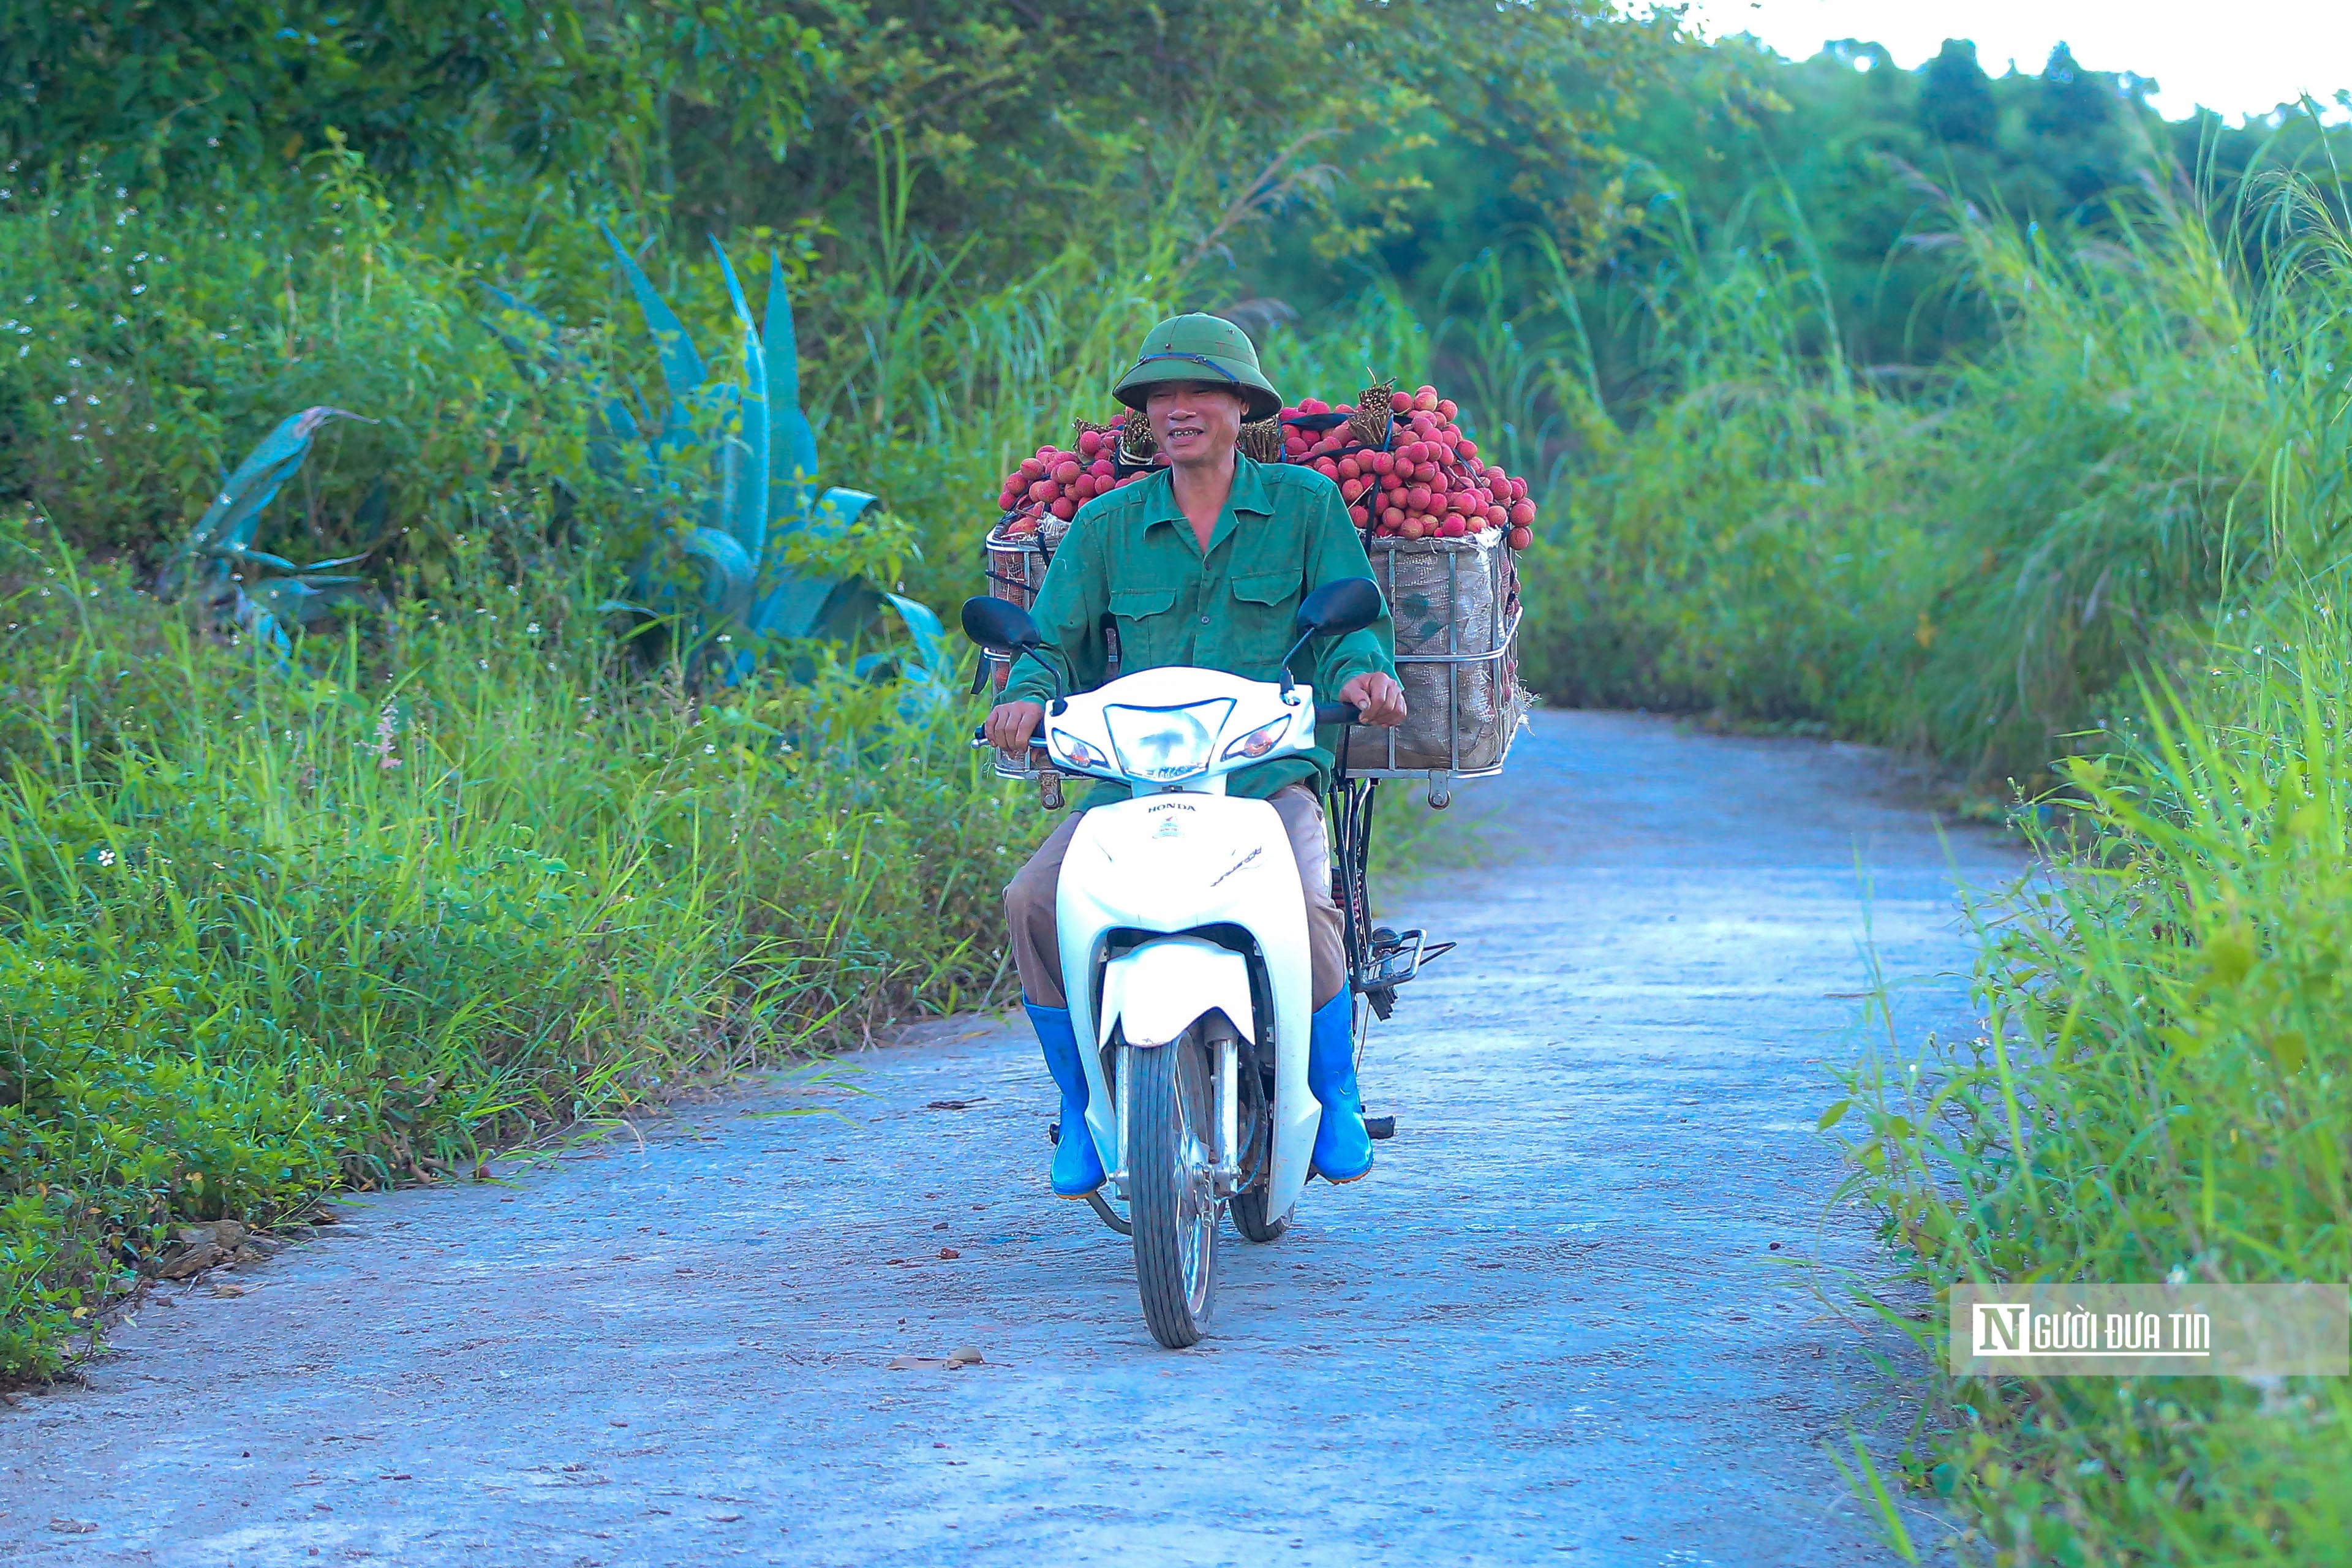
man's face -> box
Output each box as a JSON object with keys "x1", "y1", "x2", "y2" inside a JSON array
[{"x1": 1145, "y1": 382, "x2": 1248, "y2": 465}]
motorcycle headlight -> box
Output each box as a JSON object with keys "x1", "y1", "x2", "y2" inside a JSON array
[
  {"x1": 1050, "y1": 728, "x2": 1108, "y2": 772},
  {"x1": 1102, "y1": 699, "x2": 1233, "y2": 783},
  {"x1": 1220, "y1": 713, "x2": 1297, "y2": 761}
]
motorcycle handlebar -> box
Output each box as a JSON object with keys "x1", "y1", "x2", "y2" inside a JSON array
[{"x1": 979, "y1": 706, "x2": 1362, "y2": 748}]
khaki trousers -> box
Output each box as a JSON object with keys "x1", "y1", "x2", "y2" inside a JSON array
[{"x1": 1004, "y1": 783, "x2": 1349, "y2": 1011}]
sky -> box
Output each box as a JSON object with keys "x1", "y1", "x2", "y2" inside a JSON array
[{"x1": 1672, "y1": 1, "x2": 2352, "y2": 123}]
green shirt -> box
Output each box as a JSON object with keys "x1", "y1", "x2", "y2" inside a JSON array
[{"x1": 1003, "y1": 454, "x2": 1398, "y2": 805}]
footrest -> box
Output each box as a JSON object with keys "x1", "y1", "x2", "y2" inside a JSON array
[
  {"x1": 1364, "y1": 1115, "x2": 1396, "y2": 1141},
  {"x1": 1354, "y1": 927, "x2": 1428, "y2": 992}
]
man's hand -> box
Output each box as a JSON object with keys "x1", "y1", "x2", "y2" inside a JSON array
[
  {"x1": 1339, "y1": 672, "x2": 1407, "y2": 728},
  {"x1": 984, "y1": 700, "x2": 1047, "y2": 752}
]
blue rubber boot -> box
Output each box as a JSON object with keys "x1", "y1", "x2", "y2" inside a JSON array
[
  {"x1": 1306, "y1": 992, "x2": 1374, "y2": 1183},
  {"x1": 1025, "y1": 1000, "x2": 1107, "y2": 1197}
]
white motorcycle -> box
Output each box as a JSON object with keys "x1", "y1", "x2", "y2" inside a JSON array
[{"x1": 963, "y1": 582, "x2": 1445, "y2": 1348}]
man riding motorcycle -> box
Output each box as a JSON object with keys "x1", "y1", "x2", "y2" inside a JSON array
[{"x1": 986, "y1": 313, "x2": 1408, "y2": 1199}]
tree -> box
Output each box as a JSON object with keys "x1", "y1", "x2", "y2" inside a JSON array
[
  {"x1": 1918, "y1": 39, "x2": 1996, "y2": 145},
  {"x1": 674, "y1": 0, "x2": 1674, "y2": 274},
  {"x1": 1, "y1": 0, "x2": 1672, "y2": 293},
  {"x1": 0, "y1": 2, "x2": 597, "y2": 186},
  {"x1": 2029, "y1": 43, "x2": 2111, "y2": 140}
]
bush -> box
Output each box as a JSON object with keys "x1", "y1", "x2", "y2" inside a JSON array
[{"x1": 0, "y1": 151, "x2": 601, "y2": 572}]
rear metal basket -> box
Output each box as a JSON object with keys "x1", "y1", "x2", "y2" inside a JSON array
[
  {"x1": 1339, "y1": 525, "x2": 1525, "y2": 783},
  {"x1": 982, "y1": 524, "x2": 1053, "y2": 779}
]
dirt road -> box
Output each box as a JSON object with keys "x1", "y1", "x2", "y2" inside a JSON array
[{"x1": 2, "y1": 711, "x2": 2013, "y2": 1566}]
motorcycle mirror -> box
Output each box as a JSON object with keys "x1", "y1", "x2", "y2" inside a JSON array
[
  {"x1": 1295, "y1": 578, "x2": 1384, "y2": 639},
  {"x1": 961, "y1": 595, "x2": 1042, "y2": 651}
]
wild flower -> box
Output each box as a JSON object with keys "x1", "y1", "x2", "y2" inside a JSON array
[{"x1": 371, "y1": 699, "x2": 402, "y2": 771}]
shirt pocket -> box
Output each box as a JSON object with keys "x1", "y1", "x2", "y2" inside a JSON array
[
  {"x1": 1109, "y1": 586, "x2": 1178, "y2": 671},
  {"x1": 1226, "y1": 568, "x2": 1300, "y2": 674}
]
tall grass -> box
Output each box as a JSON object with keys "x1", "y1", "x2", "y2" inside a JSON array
[
  {"x1": 1522, "y1": 169, "x2": 2343, "y2": 788},
  {"x1": 1863, "y1": 187, "x2": 2348, "y2": 1561},
  {"x1": 0, "y1": 514, "x2": 1030, "y2": 1374},
  {"x1": 1504, "y1": 189, "x2": 1922, "y2": 720},
  {"x1": 1879, "y1": 178, "x2": 2332, "y2": 780},
  {"x1": 1482, "y1": 150, "x2": 2352, "y2": 1556},
  {"x1": 1836, "y1": 597, "x2": 2352, "y2": 1562}
]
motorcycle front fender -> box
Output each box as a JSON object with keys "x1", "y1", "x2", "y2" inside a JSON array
[
  {"x1": 1057, "y1": 793, "x2": 1317, "y2": 1217},
  {"x1": 1096, "y1": 936, "x2": 1256, "y2": 1049}
]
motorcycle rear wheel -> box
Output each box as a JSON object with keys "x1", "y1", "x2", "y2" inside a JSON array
[
  {"x1": 1227, "y1": 1087, "x2": 1289, "y2": 1242},
  {"x1": 1229, "y1": 1185, "x2": 1291, "y2": 1243},
  {"x1": 1128, "y1": 1036, "x2": 1219, "y2": 1348}
]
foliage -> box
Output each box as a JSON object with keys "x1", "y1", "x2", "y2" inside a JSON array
[
  {"x1": 1523, "y1": 159, "x2": 2348, "y2": 788},
  {"x1": 1917, "y1": 40, "x2": 2000, "y2": 148},
  {"x1": 0, "y1": 1, "x2": 829, "y2": 201},
  {"x1": 1831, "y1": 601, "x2": 2352, "y2": 1562},
  {"x1": 0, "y1": 514, "x2": 1031, "y2": 1374},
  {"x1": 1616, "y1": 34, "x2": 2170, "y2": 372},
  {"x1": 2, "y1": 2, "x2": 557, "y2": 184},
  {"x1": 0, "y1": 148, "x2": 594, "y2": 576},
  {"x1": 557, "y1": 222, "x2": 894, "y2": 676},
  {"x1": 1248, "y1": 29, "x2": 2351, "y2": 393},
  {"x1": 648, "y1": 0, "x2": 1672, "y2": 273},
  {"x1": 2, "y1": 0, "x2": 1675, "y2": 295}
]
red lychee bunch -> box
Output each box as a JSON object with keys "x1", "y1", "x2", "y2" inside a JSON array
[
  {"x1": 1281, "y1": 385, "x2": 1537, "y2": 550},
  {"x1": 995, "y1": 426, "x2": 1149, "y2": 537}
]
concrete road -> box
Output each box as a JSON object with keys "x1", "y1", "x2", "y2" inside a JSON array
[{"x1": 2, "y1": 711, "x2": 2013, "y2": 1567}]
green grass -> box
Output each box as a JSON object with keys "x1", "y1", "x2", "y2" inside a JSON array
[
  {"x1": 1835, "y1": 603, "x2": 2352, "y2": 1563},
  {"x1": 0, "y1": 513, "x2": 1033, "y2": 1376},
  {"x1": 1521, "y1": 171, "x2": 2337, "y2": 791}
]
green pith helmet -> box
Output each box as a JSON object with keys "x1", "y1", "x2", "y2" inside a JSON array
[{"x1": 1112, "y1": 313, "x2": 1283, "y2": 423}]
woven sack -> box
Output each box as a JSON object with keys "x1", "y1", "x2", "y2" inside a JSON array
[{"x1": 1342, "y1": 525, "x2": 1523, "y2": 772}]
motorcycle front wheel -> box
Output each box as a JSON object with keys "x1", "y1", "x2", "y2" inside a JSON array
[{"x1": 1127, "y1": 1036, "x2": 1220, "y2": 1348}]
